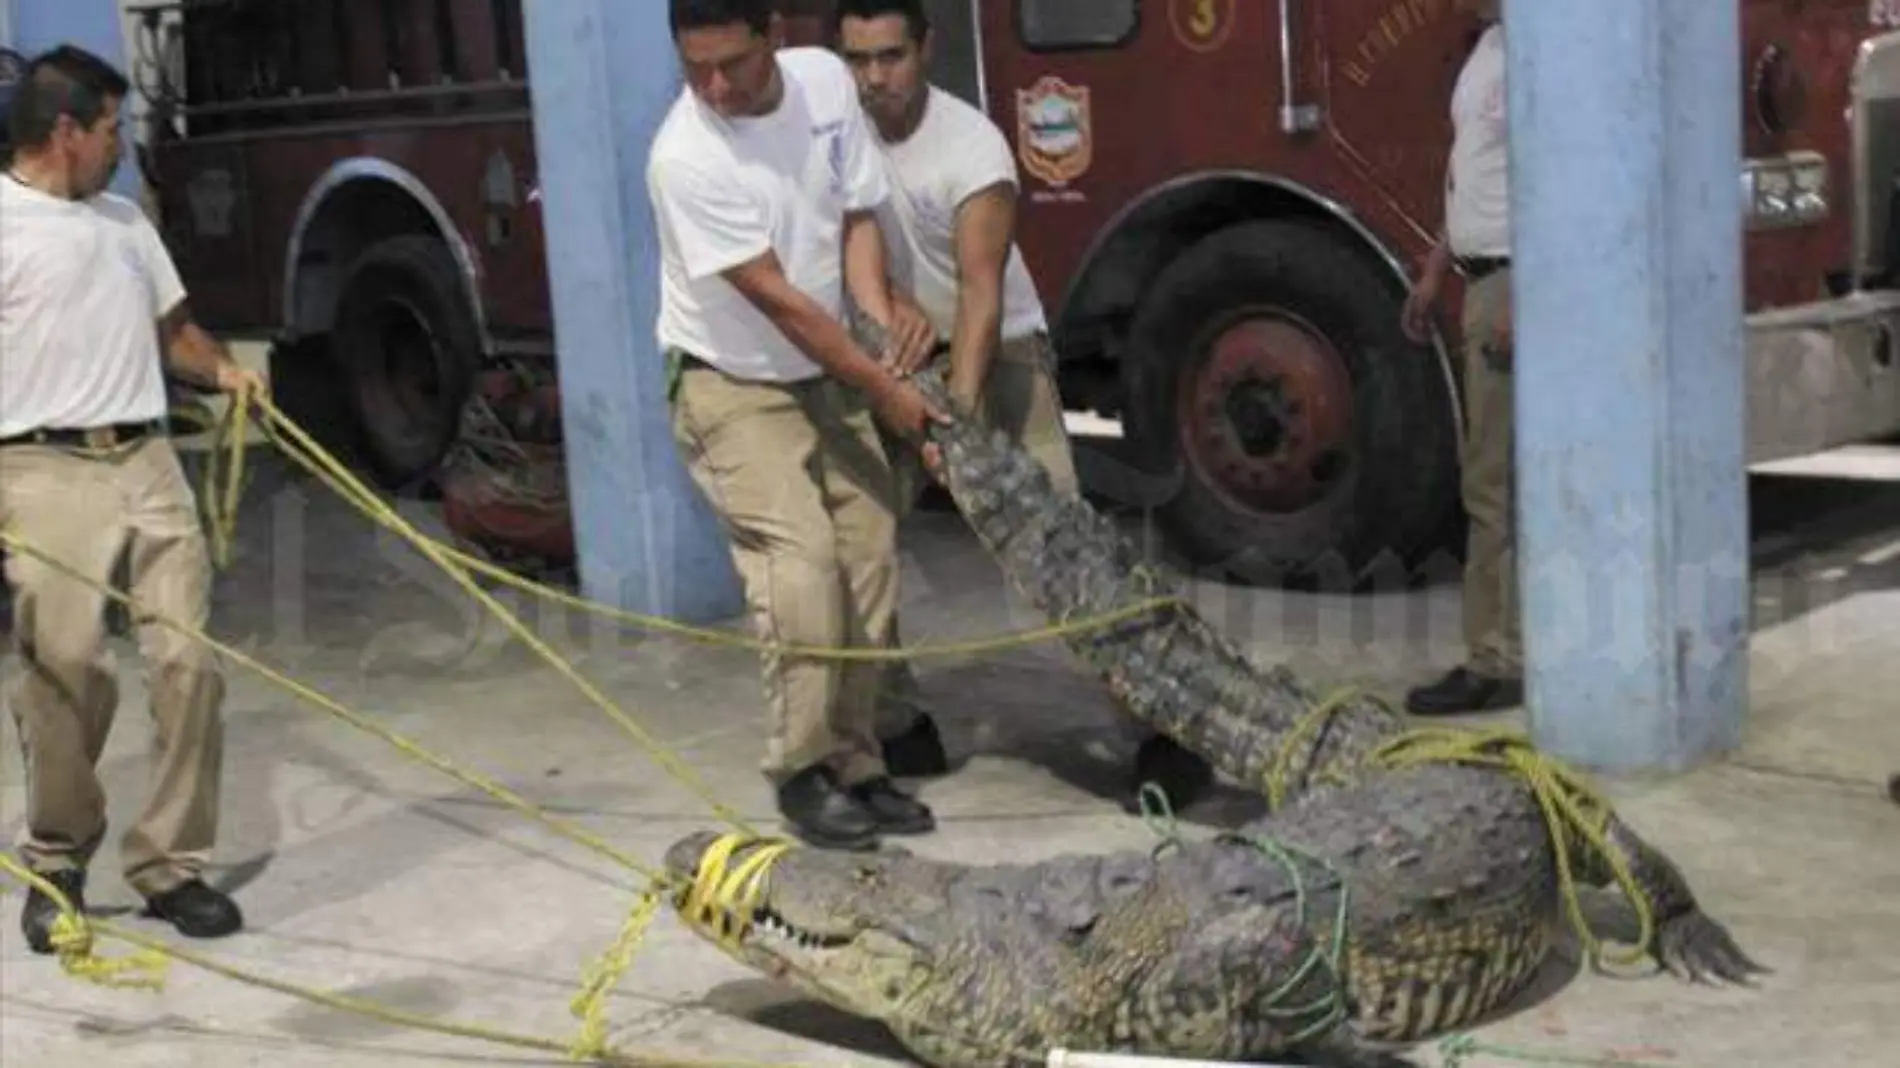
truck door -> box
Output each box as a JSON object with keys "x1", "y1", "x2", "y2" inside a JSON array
[{"x1": 1313, "y1": 0, "x2": 1474, "y2": 241}]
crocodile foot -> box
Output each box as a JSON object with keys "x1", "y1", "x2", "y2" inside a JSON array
[
  {"x1": 1122, "y1": 733, "x2": 1215, "y2": 816},
  {"x1": 1655, "y1": 909, "x2": 1772, "y2": 985}
]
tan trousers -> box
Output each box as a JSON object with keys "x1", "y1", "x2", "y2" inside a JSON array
[
  {"x1": 1458, "y1": 269, "x2": 1521, "y2": 677},
  {"x1": 879, "y1": 331, "x2": 1082, "y2": 733},
  {"x1": 0, "y1": 435, "x2": 226, "y2": 896},
  {"x1": 669, "y1": 359, "x2": 898, "y2": 787}
]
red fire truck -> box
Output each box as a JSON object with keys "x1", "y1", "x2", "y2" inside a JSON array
[{"x1": 132, "y1": 0, "x2": 1900, "y2": 586}]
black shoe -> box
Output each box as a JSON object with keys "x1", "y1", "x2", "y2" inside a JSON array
[
  {"x1": 20, "y1": 869, "x2": 86, "y2": 955},
  {"x1": 850, "y1": 776, "x2": 936, "y2": 835},
  {"x1": 880, "y1": 713, "x2": 949, "y2": 778},
  {"x1": 1122, "y1": 734, "x2": 1214, "y2": 816},
  {"x1": 1887, "y1": 772, "x2": 1899, "y2": 806},
  {"x1": 1404, "y1": 666, "x2": 1523, "y2": 716},
  {"x1": 777, "y1": 765, "x2": 880, "y2": 852},
  {"x1": 141, "y1": 879, "x2": 244, "y2": 939}
]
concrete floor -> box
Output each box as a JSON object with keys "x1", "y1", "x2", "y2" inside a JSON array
[{"x1": 2, "y1": 448, "x2": 1898, "y2": 1068}]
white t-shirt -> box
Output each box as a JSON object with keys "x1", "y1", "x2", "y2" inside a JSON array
[
  {"x1": 647, "y1": 47, "x2": 889, "y2": 382},
  {"x1": 1445, "y1": 22, "x2": 1510, "y2": 258},
  {"x1": 0, "y1": 178, "x2": 185, "y2": 437},
  {"x1": 870, "y1": 86, "x2": 1048, "y2": 344}
]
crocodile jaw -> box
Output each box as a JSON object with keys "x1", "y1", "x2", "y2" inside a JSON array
[{"x1": 662, "y1": 831, "x2": 946, "y2": 1024}]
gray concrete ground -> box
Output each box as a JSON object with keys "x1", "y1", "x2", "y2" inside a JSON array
[{"x1": 3, "y1": 444, "x2": 1899, "y2": 1068}]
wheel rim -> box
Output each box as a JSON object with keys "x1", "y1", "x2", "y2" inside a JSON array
[
  {"x1": 370, "y1": 296, "x2": 448, "y2": 444},
  {"x1": 1175, "y1": 310, "x2": 1355, "y2": 516}
]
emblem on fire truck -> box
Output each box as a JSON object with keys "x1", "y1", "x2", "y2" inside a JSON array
[
  {"x1": 186, "y1": 168, "x2": 236, "y2": 238},
  {"x1": 1016, "y1": 76, "x2": 1092, "y2": 187}
]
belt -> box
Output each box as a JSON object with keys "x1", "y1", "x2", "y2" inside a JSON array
[
  {"x1": 0, "y1": 419, "x2": 165, "y2": 450},
  {"x1": 1458, "y1": 256, "x2": 1510, "y2": 281}
]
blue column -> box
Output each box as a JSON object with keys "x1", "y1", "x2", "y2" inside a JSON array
[
  {"x1": 521, "y1": 2, "x2": 744, "y2": 622},
  {"x1": 6, "y1": 0, "x2": 141, "y2": 200},
  {"x1": 1505, "y1": 0, "x2": 1748, "y2": 772}
]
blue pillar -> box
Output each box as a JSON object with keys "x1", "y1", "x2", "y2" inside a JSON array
[
  {"x1": 6, "y1": 0, "x2": 141, "y2": 200},
  {"x1": 521, "y1": 2, "x2": 744, "y2": 622},
  {"x1": 1505, "y1": 0, "x2": 1748, "y2": 772}
]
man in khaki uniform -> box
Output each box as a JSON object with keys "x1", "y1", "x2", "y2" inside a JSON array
[
  {"x1": 1, "y1": 45, "x2": 263, "y2": 952},
  {"x1": 650, "y1": 0, "x2": 948, "y2": 852},
  {"x1": 1402, "y1": 0, "x2": 1524, "y2": 715},
  {"x1": 832, "y1": 0, "x2": 1083, "y2": 774}
]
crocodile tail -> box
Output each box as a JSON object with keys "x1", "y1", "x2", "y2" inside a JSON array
[{"x1": 1589, "y1": 815, "x2": 1769, "y2": 986}]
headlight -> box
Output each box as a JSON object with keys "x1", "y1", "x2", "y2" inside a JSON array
[{"x1": 1744, "y1": 150, "x2": 1830, "y2": 229}]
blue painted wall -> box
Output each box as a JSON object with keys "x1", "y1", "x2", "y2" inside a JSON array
[{"x1": 3, "y1": 0, "x2": 141, "y2": 200}]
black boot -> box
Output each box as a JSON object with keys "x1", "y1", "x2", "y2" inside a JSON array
[
  {"x1": 1404, "y1": 666, "x2": 1523, "y2": 716},
  {"x1": 142, "y1": 879, "x2": 244, "y2": 939},
  {"x1": 880, "y1": 713, "x2": 949, "y2": 778},
  {"x1": 850, "y1": 776, "x2": 936, "y2": 835},
  {"x1": 777, "y1": 765, "x2": 880, "y2": 852},
  {"x1": 1122, "y1": 734, "x2": 1214, "y2": 817},
  {"x1": 20, "y1": 868, "x2": 86, "y2": 955}
]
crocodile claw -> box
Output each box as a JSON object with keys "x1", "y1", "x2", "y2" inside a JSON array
[{"x1": 1654, "y1": 910, "x2": 1771, "y2": 986}]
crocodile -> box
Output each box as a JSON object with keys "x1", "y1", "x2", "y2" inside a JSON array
[
  {"x1": 668, "y1": 761, "x2": 1557, "y2": 1067},
  {"x1": 663, "y1": 342, "x2": 1763, "y2": 1063}
]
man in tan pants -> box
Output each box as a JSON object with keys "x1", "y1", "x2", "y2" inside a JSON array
[
  {"x1": 652, "y1": 2, "x2": 948, "y2": 851},
  {"x1": 833, "y1": 0, "x2": 1083, "y2": 776},
  {"x1": 1402, "y1": 0, "x2": 1524, "y2": 715},
  {"x1": 2, "y1": 45, "x2": 263, "y2": 952}
]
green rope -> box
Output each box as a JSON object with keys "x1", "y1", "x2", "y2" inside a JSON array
[{"x1": 1133, "y1": 782, "x2": 1352, "y2": 1045}]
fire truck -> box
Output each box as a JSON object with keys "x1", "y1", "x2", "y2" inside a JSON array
[{"x1": 130, "y1": 0, "x2": 1900, "y2": 586}]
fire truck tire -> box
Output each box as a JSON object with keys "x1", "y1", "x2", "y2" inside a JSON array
[
  {"x1": 331, "y1": 234, "x2": 482, "y2": 490},
  {"x1": 1122, "y1": 218, "x2": 1461, "y2": 588}
]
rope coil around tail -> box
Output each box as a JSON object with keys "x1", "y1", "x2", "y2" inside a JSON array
[{"x1": 1366, "y1": 727, "x2": 1657, "y2": 971}]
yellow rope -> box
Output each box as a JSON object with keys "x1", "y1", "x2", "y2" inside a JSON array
[
  {"x1": 1365, "y1": 726, "x2": 1657, "y2": 971},
  {"x1": 0, "y1": 856, "x2": 171, "y2": 989},
  {"x1": 0, "y1": 389, "x2": 1662, "y2": 1066},
  {"x1": 204, "y1": 389, "x2": 1186, "y2": 662},
  {"x1": 0, "y1": 531, "x2": 661, "y2": 881},
  {"x1": 674, "y1": 832, "x2": 797, "y2": 952},
  {"x1": 1261, "y1": 683, "x2": 1390, "y2": 809},
  {"x1": 190, "y1": 385, "x2": 756, "y2": 833}
]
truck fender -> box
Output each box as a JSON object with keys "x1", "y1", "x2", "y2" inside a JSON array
[
  {"x1": 281, "y1": 157, "x2": 490, "y2": 350},
  {"x1": 1054, "y1": 169, "x2": 1463, "y2": 449}
]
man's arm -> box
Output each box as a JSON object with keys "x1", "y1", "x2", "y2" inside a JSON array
[
  {"x1": 841, "y1": 209, "x2": 896, "y2": 328},
  {"x1": 158, "y1": 301, "x2": 246, "y2": 391},
  {"x1": 135, "y1": 217, "x2": 257, "y2": 395},
  {"x1": 945, "y1": 180, "x2": 1016, "y2": 409},
  {"x1": 724, "y1": 247, "x2": 894, "y2": 397}
]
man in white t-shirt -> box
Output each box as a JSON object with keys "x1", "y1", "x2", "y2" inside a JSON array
[
  {"x1": 828, "y1": 1, "x2": 1213, "y2": 815},
  {"x1": 1400, "y1": 0, "x2": 1524, "y2": 716},
  {"x1": 1, "y1": 45, "x2": 264, "y2": 954},
  {"x1": 649, "y1": 0, "x2": 951, "y2": 852}
]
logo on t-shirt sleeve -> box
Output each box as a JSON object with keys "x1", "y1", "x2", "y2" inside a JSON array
[{"x1": 812, "y1": 119, "x2": 846, "y2": 196}]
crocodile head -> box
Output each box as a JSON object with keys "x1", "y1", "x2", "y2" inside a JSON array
[{"x1": 663, "y1": 829, "x2": 1350, "y2": 1068}]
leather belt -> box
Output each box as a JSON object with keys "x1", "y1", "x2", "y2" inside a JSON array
[
  {"x1": 1458, "y1": 256, "x2": 1510, "y2": 281},
  {"x1": 0, "y1": 419, "x2": 164, "y2": 450}
]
